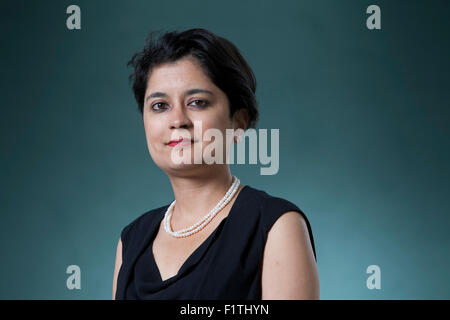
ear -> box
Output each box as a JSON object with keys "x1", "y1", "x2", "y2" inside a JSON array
[{"x1": 232, "y1": 109, "x2": 249, "y2": 131}]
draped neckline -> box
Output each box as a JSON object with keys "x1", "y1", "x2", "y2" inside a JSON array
[{"x1": 146, "y1": 185, "x2": 249, "y2": 284}]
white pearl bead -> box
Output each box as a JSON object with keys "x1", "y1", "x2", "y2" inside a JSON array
[{"x1": 163, "y1": 176, "x2": 241, "y2": 238}]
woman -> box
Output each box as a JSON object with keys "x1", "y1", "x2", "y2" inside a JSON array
[{"x1": 112, "y1": 28, "x2": 319, "y2": 299}]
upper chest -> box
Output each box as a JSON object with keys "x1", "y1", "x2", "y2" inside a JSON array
[{"x1": 151, "y1": 208, "x2": 230, "y2": 281}]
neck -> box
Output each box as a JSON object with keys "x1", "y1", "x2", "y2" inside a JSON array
[{"x1": 166, "y1": 166, "x2": 240, "y2": 225}]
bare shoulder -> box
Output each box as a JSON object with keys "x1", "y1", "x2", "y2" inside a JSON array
[
  {"x1": 270, "y1": 210, "x2": 309, "y2": 235},
  {"x1": 261, "y1": 211, "x2": 320, "y2": 299},
  {"x1": 112, "y1": 237, "x2": 123, "y2": 300},
  {"x1": 264, "y1": 211, "x2": 313, "y2": 263}
]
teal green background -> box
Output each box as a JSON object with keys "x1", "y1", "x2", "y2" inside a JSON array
[{"x1": 1, "y1": 0, "x2": 449, "y2": 299}]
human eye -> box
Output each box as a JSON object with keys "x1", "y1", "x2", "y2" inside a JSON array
[
  {"x1": 151, "y1": 102, "x2": 169, "y2": 112},
  {"x1": 188, "y1": 99, "x2": 209, "y2": 108}
]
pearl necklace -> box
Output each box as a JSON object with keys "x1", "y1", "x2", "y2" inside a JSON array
[{"x1": 163, "y1": 176, "x2": 241, "y2": 238}]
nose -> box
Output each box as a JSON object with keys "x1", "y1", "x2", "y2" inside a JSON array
[{"x1": 168, "y1": 103, "x2": 192, "y2": 129}]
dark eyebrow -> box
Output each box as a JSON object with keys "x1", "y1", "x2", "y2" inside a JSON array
[
  {"x1": 146, "y1": 91, "x2": 168, "y2": 102},
  {"x1": 146, "y1": 88, "x2": 213, "y2": 103}
]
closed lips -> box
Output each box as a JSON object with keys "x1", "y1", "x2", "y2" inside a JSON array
[{"x1": 168, "y1": 139, "x2": 195, "y2": 146}]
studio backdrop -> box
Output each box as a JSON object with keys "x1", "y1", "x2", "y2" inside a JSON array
[{"x1": 0, "y1": 0, "x2": 449, "y2": 299}]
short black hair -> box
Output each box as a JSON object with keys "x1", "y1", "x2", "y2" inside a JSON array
[{"x1": 127, "y1": 28, "x2": 259, "y2": 129}]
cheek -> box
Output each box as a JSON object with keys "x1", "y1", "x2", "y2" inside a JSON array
[
  {"x1": 143, "y1": 119, "x2": 162, "y2": 150},
  {"x1": 200, "y1": 124, "x2": 230, "y2": 147},
  {"x1": 197, "y1": 114, "x2": 232, "y2": 144},
  {"x1": 143, "y1": 118, "x2": 151, "y2": 140},
  {"x1": 200, "y1": 110, "x2": 230, "y2": 131}
]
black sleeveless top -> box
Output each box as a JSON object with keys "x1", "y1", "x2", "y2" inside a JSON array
[{"x1": 115, "y1": 185, "x2": 317, "y2": 300}]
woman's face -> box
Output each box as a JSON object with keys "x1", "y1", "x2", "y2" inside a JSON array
[{"x1": 142, "y1": 56, "x2": 243, "y2": 175}]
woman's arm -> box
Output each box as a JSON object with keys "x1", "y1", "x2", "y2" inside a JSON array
[
  {"x1": 261, "y1": 211, "x2": 320, "y2": 299},
  {"x1": 112, "y1": 238, "x2": 122, "y2": 300}
]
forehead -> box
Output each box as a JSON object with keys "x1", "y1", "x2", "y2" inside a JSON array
[{"x1": 147, "y1": 57, "x2": 212, "y2": 90}]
